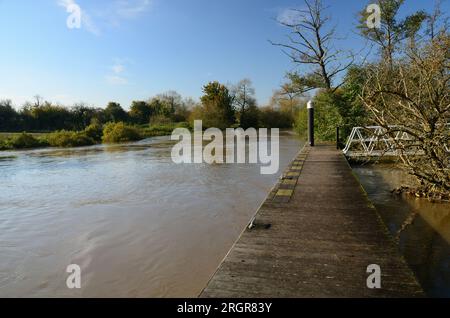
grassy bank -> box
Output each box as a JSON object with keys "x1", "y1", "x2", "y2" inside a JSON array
[{"x1": 0, "y1": 122, "x2": 188, "y2": 151}]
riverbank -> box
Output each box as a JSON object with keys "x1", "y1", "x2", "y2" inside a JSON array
[{"x1": 0, "y1": 122, "x2": 187, "y2": 151}]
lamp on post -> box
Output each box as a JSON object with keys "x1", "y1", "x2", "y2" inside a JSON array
[{"x1": 307, "y1": 100, "x2": 314, "y2": 147}]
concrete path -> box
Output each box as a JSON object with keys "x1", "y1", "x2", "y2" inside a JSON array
[{"x1": 200, "y1": 144, "x2": 423, "y2": 298}]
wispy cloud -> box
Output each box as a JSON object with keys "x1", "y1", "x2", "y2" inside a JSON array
[
  {"x1": 57, "y1": 0, "x2": 101, "y2": 35},
  {"x1": 114, "y1": 0, "x2": 152, "y2": 19},
  {"x1": 56, "y1": 0, "x2": 152, "y2": 35},
  {"x1": 277, "y1": 8, "x2": 304, "y2": 25},
  {"x1": 105, "y1": 59, "x2": 130, "y2": 85},
  {"x1": 105, "y1": 75, "x2": 128, "y2": 85}
]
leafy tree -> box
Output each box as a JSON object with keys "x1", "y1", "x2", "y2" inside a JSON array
[
  {"x1": 20, "y1": 102, "x2": 73, "y2": 131},
  {"x1": 199, "y1": 81, "x2": 235, "y2": 129},
  {"x1": 295, "y1": 90, "x2": 343, "y2": 141},
  {"x1": 146, "y1": 98, "x2": 167, "y2": 118},
  {"x1": 129, "y1": 100, "x2": 152, "y2": 124},
  {"x1": 155, "y1": 91, "x2": 183, "y2": 117},
  {"x1": 339, "y1": 65, "x2": 371, "y2": 135},
  {"x1": 259, "y1": 107, "x2": 294, "y2": 129},
  {"x1": 358, "y1": 0, "x2": 427, "y2": 65},
  {"x1": 0, "y1": 100, "x2": 19, "y2": 131},
  {"x1": 172, "y1": 97, "x2": 193, "y2": 122},
  {"x1": 104, "y1": 102, "x2": 128, "y2": 123},
  {"x1": 71, "y1": 103, "x2": 98, "y2": 130}
]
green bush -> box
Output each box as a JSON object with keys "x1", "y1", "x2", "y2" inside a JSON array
[
  {"x1": 295, "y1": 90, "x2": 344, "y2": 141},
  {"x1": 84, "y1": 123, "x2": 103, "y2": 142},
  {"x1": 46, "y1": 130, "x2": 95, "y2": 148},
  {"x1": 294, "y1": 107, "x2": 309, "y2": 139},
  {"x1": 102, "y1": 122, "x2": 142, "y2": 143},
  {"x1": 8, "y1": 132, "x2": 44, "y2": 149}
]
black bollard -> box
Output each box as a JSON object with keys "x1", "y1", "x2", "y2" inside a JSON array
[
  {"x1": 307, "y1": 101, "x2": 314, "y2": 147},
  {"x1": 336, "y1": 126, "x2": 340, "y2": 149}
]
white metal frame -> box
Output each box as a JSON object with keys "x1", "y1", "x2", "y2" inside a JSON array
[{"x1": 343, "y1": 125, "x2": 449, "y2": 158}]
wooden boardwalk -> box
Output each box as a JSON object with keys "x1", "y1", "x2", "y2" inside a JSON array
[{"x1": 200, "y1": 144, "x2": 423, "y2": 298}]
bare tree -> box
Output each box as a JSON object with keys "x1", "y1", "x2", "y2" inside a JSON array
[
  {"x1": 271, "y1": 0, "x2": 353, "y2": 92},
  {"x1": 361, "y1": 34, "x2": 450, "y2": 196},
  {"x1": 33, "y1": 95, "x2": 44, "y2": 107},
  {"x1": 230, "y1": 79, "x2": 256, "y2": 114}
]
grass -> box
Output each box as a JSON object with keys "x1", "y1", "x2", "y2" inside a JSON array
[{"x1": 139, "y1": 122, "x2": 189, "y2": 138}]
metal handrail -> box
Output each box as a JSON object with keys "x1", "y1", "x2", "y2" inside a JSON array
[{"x1": 343, "y1": 125, "x2": 449, "y2": 157}]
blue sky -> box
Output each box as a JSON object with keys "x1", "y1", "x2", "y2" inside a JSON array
[{"x1": 0, "y1": 0, "x2": 445, "y2": 109}]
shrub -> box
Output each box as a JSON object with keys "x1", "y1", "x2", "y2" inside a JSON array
[
  {"x1": 102, "y1": 122, "x2": 142, "y2": 143},
  {"x1": 295, "y1": 90, "x2": 344, "y2": 141},
  {"x1": 46, "y1": 130, "x2": 95, "y2": 148},
  {"x1": 0, "y1": 141, "x2": 7, "y2": 150},
  {"x1": 9, "y1": 132, "x2": 43, "y2": 149},
  {"x1": 84, "y1": 123, "x2": 103, "y2": 142}
]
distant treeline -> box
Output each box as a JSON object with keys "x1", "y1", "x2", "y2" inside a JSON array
[
  {"x1": 0, "y1": 80, "x2": 295, "y2": 133},
  {"x1": 0, "y1": 91, "x2": 191, "y2": 132}
]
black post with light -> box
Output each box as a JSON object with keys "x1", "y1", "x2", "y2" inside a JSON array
[{"x1": 307, "y1": 100, "x2": 314, "y2": 147}]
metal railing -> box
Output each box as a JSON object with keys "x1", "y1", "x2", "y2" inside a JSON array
[{"x1": 343, "y1": 125, "x2": 450, "y2": 158}]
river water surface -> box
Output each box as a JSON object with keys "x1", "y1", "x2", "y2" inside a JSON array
[
  {"x1": 0, "y1": 132, "x2": 303, "y2": 297},
  {"x1": 353, "y1": 165, "x2": 450, "y2": 297}
]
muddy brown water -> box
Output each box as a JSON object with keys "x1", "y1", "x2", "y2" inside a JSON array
[
  {"x1": 1, "y1": 134, "x2": 448, "y2": 297},
  {"x1": 0, "y1": 132, "x2": 303, "y2": 297},
  {"x1": 353, "y1": 164, "x2": 450, "y2": 297}
]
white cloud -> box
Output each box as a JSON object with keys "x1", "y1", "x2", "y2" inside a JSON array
[
  {"x1": 114, "y1": 0, "x2": 152, "y2": 19},
  {"x1": 56, "y1": 0, "x2": 151, "y2": 35},
  {"x1": 277, "y1": 8, "x2": 304, "y2": 25},
  {"x1": 105, "y1": 75, "x2": 128, "y2": 85},
  {"x1": 105, "y1": 59, "x2": 130, "y2": 85}
]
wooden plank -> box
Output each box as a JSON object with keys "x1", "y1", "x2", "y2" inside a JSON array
[{"x1": 199, "y1": 144, "x2": 423, "y2": 298}]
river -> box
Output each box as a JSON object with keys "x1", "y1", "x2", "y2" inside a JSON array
[
  {"x1": 1, "y1": 136, "x2": 448, "y2": 297},
  {"x1": 353, "y1": 164, "x2": 450, "y2": 297},
  {"x1": 0, "y1": 131, "x2": 303, "y2": 297}
]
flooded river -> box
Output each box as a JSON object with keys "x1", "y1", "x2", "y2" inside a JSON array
[
  {"x1": 0, "y1": 132, "x2": 303, "y2": 297},
  {"x1": 1, "y1": 135, "x2": 448, "y2": 297},
  {"x1": 353, "y1": 165, "x2": 450, "y2": 297}
]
